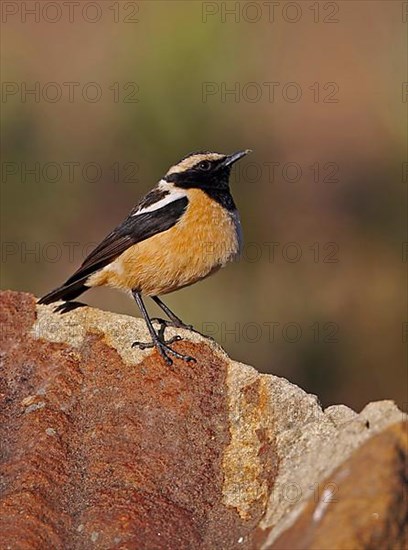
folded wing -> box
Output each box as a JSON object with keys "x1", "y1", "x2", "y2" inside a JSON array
[{"x1": 38, "y1": 195, "x2": 188, "y2": 304}]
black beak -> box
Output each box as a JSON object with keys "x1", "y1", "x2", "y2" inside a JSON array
[{"x1": 222, "y1": 149, "x2": 252, "y2": 168}]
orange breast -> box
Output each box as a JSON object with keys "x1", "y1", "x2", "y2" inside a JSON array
[{"x1": 88, "y1": 189, "x2": 241, "y2": 296}]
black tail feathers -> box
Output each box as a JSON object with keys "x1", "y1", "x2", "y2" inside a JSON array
[{"x1": 38, "y1": 280, "x2": 88, "y2": 305}]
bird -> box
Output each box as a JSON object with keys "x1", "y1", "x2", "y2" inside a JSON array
[{"x1": 39, "y1": 149, "x2": 251, "y2": 364}]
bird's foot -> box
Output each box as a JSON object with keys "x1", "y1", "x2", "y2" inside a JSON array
[
  {"x1": 132, "y1": 319, "x2": 196, "y2": 365},
  {"x1": 132, "y1": 334, "x2": 181, "y2": 350},
  {"x1": 132, "y1": 336, "x2": 196, "y2": 365},
  {"x1": 157, "y1": 339, "x2": 196, "y2": 365},
  {"x1": 151, "y1": 317, "x2": 215, "y2": 343},
  {"x1": 151, "y1": 317, "x2": 194, "y2": 331}
]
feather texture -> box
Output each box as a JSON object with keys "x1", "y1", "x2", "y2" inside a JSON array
[{"x1": 38, "y1": 196, "x2": 188, "y2": 304}]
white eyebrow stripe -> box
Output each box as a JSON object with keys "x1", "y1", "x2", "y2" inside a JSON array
[{"x1": 132, "y1": 188, "x2": 188, "y2": 216}]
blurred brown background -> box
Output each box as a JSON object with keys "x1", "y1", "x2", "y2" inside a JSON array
[{"x1": 1, "y1": 1, "x2": 406, "y2": 411}]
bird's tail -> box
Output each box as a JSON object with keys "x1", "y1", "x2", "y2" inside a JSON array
[{"x1": 38, "y1": 279, "x2": 88, "y2": 305}]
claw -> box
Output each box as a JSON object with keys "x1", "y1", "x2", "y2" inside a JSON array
[
  {"x1": 132, "y1": 341, "x2": 154, "y2": 350},
  {"x1": 132, "y1": 334, "x2": 195, "y2": 365},
  {"x1": 160, "y1": 351, "x2": 173, "y2": 365}
]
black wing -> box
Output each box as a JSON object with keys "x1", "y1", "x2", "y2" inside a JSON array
[{"x1": 38, "y1": 196, "x2": 188, "y2": 304}]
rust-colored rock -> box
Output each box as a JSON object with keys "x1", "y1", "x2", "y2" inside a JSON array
[
  {"x1": 0, "y1": 291, "x2": 266, "y2": 549},
  {"x1": 270, "y1": 422, "x2": 408, "y2": 550},
  {"x1": 0, "y1": 291, "x2": 406, "y2": 549}
]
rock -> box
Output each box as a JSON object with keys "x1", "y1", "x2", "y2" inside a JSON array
[
  {"x1": 268, "y1": 422, "x2": 408, "y2": 549},
  {"x1": 0, "y1": 290, "x2": 406, "y2": 549}
]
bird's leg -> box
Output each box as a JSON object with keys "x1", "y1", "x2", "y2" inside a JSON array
[
  {"x1": 151, "y1": 296, "x2": 215, "y2": 342},
  {"x1": 131, "y1": 291, "x2": 196, "y2": 365},
  {"x1": 150, "y1": 296, "x2": 193, "y2": 330},
  {"x1": 134, "y1": 318, "x2": 182, "y2": 348}
]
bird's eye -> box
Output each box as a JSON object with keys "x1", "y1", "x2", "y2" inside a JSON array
[{"x1": 197, "y1": 160, "x2": 212, "y2": 171}]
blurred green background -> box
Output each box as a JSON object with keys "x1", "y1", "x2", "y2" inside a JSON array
[{"x1": 1, "y1": 1, "x2": 406, "y2": 411}]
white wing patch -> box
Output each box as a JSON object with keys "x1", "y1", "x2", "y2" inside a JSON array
[{"x1": 132, "y1": 181, "x2": 188, "y2": 216}]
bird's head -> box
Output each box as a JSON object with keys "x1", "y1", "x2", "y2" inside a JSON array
[{"x1": 163, "y1": 150, "x2": 251, "y2": 190}]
